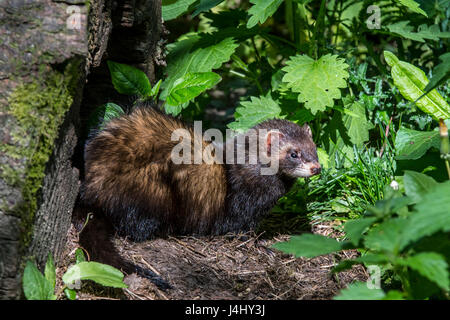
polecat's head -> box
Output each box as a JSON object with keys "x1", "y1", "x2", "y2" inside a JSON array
[{"x1": 259, "y1": 119, "x2": 321, "y2": 178}]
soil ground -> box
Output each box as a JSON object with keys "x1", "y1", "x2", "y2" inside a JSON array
[{"x1": 57, "y1": 211, "x2": 367, "y2": 300}]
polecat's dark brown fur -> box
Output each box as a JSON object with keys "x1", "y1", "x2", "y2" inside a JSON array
[{"x1": 82, "y1": 105, "x2": 321, "y2": 241}]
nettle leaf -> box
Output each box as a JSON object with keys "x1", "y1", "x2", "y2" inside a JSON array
[
  {"x1": 166, "y1": 72, "x2": 221, "y2": 107},
  {"x1": 342, "y1": 99, "x2": 372, "y2": 147},
  {"x1": 282, "y1": 54, "x2": 349, "y2": 114},
  {"x1": 272, "y1": 234, "x2": 343, "y2": 258},
  {"x1": 227, "y1": 94, "x2": 282, "y2": 132},
  {"x1": 161, "y1": 35, "x2": 238, "y2": 114},
  {"x1": 107, "y1": 61, "x2": 151, "y2": 97},
  {"x1": 364, "y1": 218, "x2": 407, "y2": 254},
  {"x1": 395, "y1": 0, "x2": 428, "y2": 16},
  {"x1": 162, "y1": 0, "x2": 197, "y2": 21},
  {"x1": 424, "y1": 53, "x2": 450, "y2": 93},
  {"x1": 334, "y1": 281, "x2": 386, "y2": 300},
  {"x1": 344, "y1": 217, "x2": 377, "y2": 246},
  {"x1": 192, "y1": 0, "x2": 224, "y2": 17},
  {"x1": 403, "y1": 170, "x2": 438, "y2": 203},
  {"x1": 384, "y1": 51, "x2": 450, "y2": 120},
  {"x1": 387, "y1": 21, "x2": 450, "y2": 42},
  {"x1": 23, "y1": 261, "x2": 56, "y2": 300},
  {"x1": 246, "y1": 0, "x2": 283, "y2": 28},
  {"x1": 62, "y1": 262, "x2": 128, "y2": 289},
  {"x1": 394, "y1": 127, "x2": 440, "y2": 160},
  {"x1": 398, "y1": 253, "x2": 449, "y2": 291},
  {"x1": 44, "y1": 253, "x2": 56, "y2": 290}
]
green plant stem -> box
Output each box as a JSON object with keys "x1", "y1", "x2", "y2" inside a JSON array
[{"x1": 445, "y1": 159, "x2": 450, "y2": 180}]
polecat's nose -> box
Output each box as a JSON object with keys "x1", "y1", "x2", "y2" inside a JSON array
[{"x1": 311, "y1": 165, "x2": 321, "y2": 176}]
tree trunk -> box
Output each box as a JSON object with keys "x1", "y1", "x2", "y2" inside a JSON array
[{"x1": 0, "y1": 0, "x2": 162, "y2": 299}]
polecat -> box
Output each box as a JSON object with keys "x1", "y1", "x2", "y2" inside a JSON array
[{"x1": 81, "y1": 104, "x2": 321, "y2": 241}]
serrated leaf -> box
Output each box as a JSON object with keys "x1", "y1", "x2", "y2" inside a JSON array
[
  {"x1": 394, "y1": 127, "x2": 440, "y2": 160},
  {"x1": 384, "y1": 51, "x2": 450, "y2": 120},
  {"x1": 23, "y1": 261, "x2": 56, "y2": 300},
  {"x1": 398, "y1": 253, "x2": 449, "y2": 290},
  {"x1": 364, "y1": 218, "x2": 407, "y2": 254},
  {"x1": 272, "y1": 234, "x2": 343, "y2": 258},
  {"x1": 192, "y1": 0, "x2": 224, "y2": 17},
  {"x1": 44, "y1": 253, "x2": 56, "y2": 290},
  {"x1": 387, "y1": 21, "x2": 450, "y2": 42},
  {"x1": 107, "y1": 61, "x2": 151, "y2": 97},
  {"x1": 282, "y1": 54, "x2": 349, "y2": 114},
  {"x1": 227, "y1": 94, "x2": 282, "y2": 132},
  {"x1": 332, "y1": 253, "x2": 390, "y2": 273},
  {"x1": 342, "y1": 99, "x2": 372, "y2": 146},
  {"x1": 62, "y1": 262, "x2": 128, "y2": 289},
  {"x1": 87, "y1": 103, "x2": 125, "y2": 133},
  {"x1": 403, "y1": 170, "x2": 438, "y2": 203},
  {"x1": 246, "y1": 0, "x2": 283, "y2": 28},
  {"x1": 161, "y1": 35, "x2": 238, "y2": 113},
  {"x1": 396, "y1": 0, "x2": 428, "y2": 16},
  {"x1": 344, "y1": 217, "x2": 377, "y2": 246},
  {"x1": 166, "y1": 72, "x2": 221, "y2": 106},
  {"x1": 424, "y1": 53, "x2": 450, "y2": 93},
  {"x1": 162, "y1": 0, "x2": 197, "y2": 21},
  {"x1": 334, "y1": 281, "x2": 386, "y2": 300}
]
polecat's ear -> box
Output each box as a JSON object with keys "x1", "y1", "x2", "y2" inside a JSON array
[
  {"x1": 302, "y1": 124, "x2": 312, "y2": 137},
  {"x1": 265, "y1": 130, "x2": 285, "y2": 156}
]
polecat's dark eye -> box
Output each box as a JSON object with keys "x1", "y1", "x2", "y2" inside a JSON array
[{"x1": 290, "y1": 152, "x2": 298, "y2": 158}]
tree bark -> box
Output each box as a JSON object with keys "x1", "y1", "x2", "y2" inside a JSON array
[{"x1": 0, "y1": 0, "x2": 162, "y2": 299}]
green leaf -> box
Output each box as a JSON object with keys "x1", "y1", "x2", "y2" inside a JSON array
[
  {"x1": 87, "y1": 103, "x2": 125, "y2": 133},
  {"x1": 161, "y1": 35, "x2": 238, "y2": 112},
  {"x1": 44, "y1": 253, "x2": 56, "y2": 290},
  {"x1": 166, "y1": 72, "x2": 221, "y2": 106},
  {"x1": 162, "y1": 0, "x2": 197, "y2": 21},
  {"x1": 403, "y1": 170, "x2": 438, "y2": 203},
  {"x1": 342, "y1": 99, "x2": 372, "y2": 146},
  {"x1": 227, "y1": 94, "x2": 282, "y2": 132},
  {"x1": 424, "y1": 53, "x2": 450, "y2": 93},
  {"x1": 282, "y1": 54, "x2": 349, "y2": 114},
  {"x1": 150, "y1": 79, "x2": 162, "y2": 98},
  {"x1": 192, "y1": 0, "x2": 224, "y2": 17},
  {"x1": 344, "y1": 217, "x2": 377, "y2": 246},
  {"x1": 64, "y1": 288, "x2": 77, "y2": 300},
  {"x1": 334, "y1": 282, "x2": 386, "y2": 300},
  {"x1": 75, "y1": 248, "x2": 86, "y2": 264},
  {"x1": 383, "y1": 290, "x2": 405, "y2": 300},
  {"x1": 397, "y1": 253, "x2": 449, "y2": 291},
  {"x1": 387, "y1": 21, "x2": 450, "y2": 42},
  {"x1": 62, "y1": 262, "x2": 128, "y2": 289},
  {"x1": 272, "y1": 234, "x2": 343, "y2": 258},
  {"x1": 384, "y1": 51, "x2": 450, "y2": 120},
  {"x1": 107, "y1": 61, "x2": 151, "y2": 97},
  {"x1": 246, "y1": 0, "x2": 283, "y2": 28},
  {"x1": 23, "y1": 261, "x2": 56, "y2": 300},
  {"x1": 364, "y1": 218, "x2": 407, "y2": 254},
  {"x1": 394, "y1": 127, "x2": 440, "y2": 160},
  {"x1": 395, "y1": 0, "x2": 428, "y2": 16}
]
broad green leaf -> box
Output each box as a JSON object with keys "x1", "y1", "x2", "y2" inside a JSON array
[
  {"x1": 272, "y1": 234, "x2": 343, "y2": 258},
  {"x1": 424, "y1": 53, "x2": 450, "y2": 93},
  {"x1": 364, "y1": 218, "x2": 407, "y2": 254},
  {"x1": 161, "y1": 35, "x2": 238, "y2": 112},
  {"x1": 107, "y1": 61, "x2": 151, "y2": 97},
  {"x1": 23, "y1": 261, "x2": 56, "y2": 300},
  {"x1": 395, "y1": 0, "x2": 428, "y2": 16},
  {"x1": 387, "y1": 21, "x2": 450, "y2": 42},
  {"x1": 403, "y1": 170, "x2": 438, "y2": 203},
  {"x1": 166, "y1": 72, "x2": 221, "y2": 106},
  {"x1": 334, "y1": 281, "x2": 386, "y2": 300},
  {"x1": 44, "y1": 253, "x2": 56, "y2": 290},
  {"x1": 398, "y1": 253, "x2": 449, "y2": 290},
  {"x1": 401, "y1": 180, "x2": 450, "y2": 249},
  {"x1": 192, "y1": 0, "x2": 224, "y2": 17},
  {"x1": 63, "y1": 262, "x2": 128, "y2": 289},
  {"x1": 342, "y1": 99, "x2": 372, "y2": 146},
  {"x1": 384, "y1": 51, "x2": 450, "y2": 120},
  {"x1": 394, "y1": 127, "x2": 440, "y2": 160},
  {"x1": 246, "y1": 0, "x2": 283, "y2": 28},
  {"x1": 227, "y1": 94, "x2": 282, "y2": 132},
  {"x1": 344, "y1": 217, "x2": 377, "y2": 246},
  {"x1": 75, "y1": 248, "x2": 86, "y2": 264},
  {"x1": 162, "y1": 0, "x2": 197, "y2": 21},
  {"x1": 64, "y1": 288, "x2": 77, "y2": 300},
  {"x1": 87, "y1": 103, "x2": 125, "y2": 133},
  {"x1": 282, "y1": 54, "x2": 349, "y2": 114}
]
